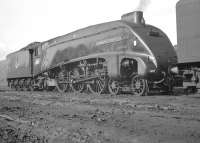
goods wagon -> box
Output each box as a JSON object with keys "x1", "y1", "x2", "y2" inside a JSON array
[
  {"x1": 176, "y1": 0, "x2": 200, "y2": 92},
  {"x1": 7, "y1": 11, "x2": 178, "y2": 95}
]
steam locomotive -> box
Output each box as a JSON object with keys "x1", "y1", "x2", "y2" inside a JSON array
[{"x1": 6, "y1": 11, "x2": 178, "y2": 96}]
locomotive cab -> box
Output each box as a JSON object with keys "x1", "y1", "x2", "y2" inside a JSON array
[{"x1": 27, "y1": 42, "x2": 42, "y2": 76}]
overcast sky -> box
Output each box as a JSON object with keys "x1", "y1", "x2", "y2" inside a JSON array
[{"x1": 0, "y1": 0, "x2": 179, "y2": 60}]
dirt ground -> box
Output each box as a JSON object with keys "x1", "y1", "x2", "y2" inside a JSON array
[{"x1": 0, "y1": 90, "x2": 200, "y2": 143}]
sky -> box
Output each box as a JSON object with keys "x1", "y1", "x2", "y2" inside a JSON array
[{"x1": 0, "y1": 0, "x2": 179, "y2": 60}]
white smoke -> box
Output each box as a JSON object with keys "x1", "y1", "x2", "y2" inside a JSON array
[{"x1": 136, "y1": 0, "x2": 151, "y2": 11}]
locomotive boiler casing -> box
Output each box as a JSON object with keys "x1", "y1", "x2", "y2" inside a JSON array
[{"x1": 41, "y1": 12, "x2": 177, "y2": 81}]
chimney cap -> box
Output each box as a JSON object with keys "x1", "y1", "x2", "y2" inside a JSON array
[{"x1": 121, "y1": 11, "x2": 145, "y2": 25}]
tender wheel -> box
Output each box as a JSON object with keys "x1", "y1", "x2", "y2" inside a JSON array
[
  {"x1": 15, "y1": 85, "x2": 20, "y2": 91},
  {"x1": 22, "y1": 80, "x2": 28, "y2": 91},
  {"x1": 108, "y1": 78, "x2": 120, "y2": 95},
  {"x1": 88, "y1": 76, "x2": 106, "y2": 95},
  {"x1": 11, "y1": 81, "x2": 15, "y2": 89},
  {"x1": 22, "y1": 85, "x2": 28, "y2": 91},
  {"x1": 18, "y1": 79, "x2": 24, "y2": 91},
  {"x1": 29, "y1": 79, "x2": 34, "y2": 91},
  {"x1": 131, "y1": 75, "x2": 147, "y2": 96},
  {"x1": 14, "y1": 80, "x2": 20, "y2": 91}
]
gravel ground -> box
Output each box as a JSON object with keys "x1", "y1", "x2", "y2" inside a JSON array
[{"x1": 0, "y1": 91, "x2": 200, "y2": 143}]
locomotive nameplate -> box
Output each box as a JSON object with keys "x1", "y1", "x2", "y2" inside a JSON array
[{"x1": 96, "y1": 36, "x2": 123, "y2": 46}]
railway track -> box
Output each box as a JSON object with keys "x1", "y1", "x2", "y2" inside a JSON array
[{"x1": 0, "y1": 87, "x2": 194, "y2": 97}]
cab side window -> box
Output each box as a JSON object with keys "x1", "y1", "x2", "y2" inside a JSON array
[
  {"x1": 34, "y1": 48, "x2": 38, "y2": 56},
  {"x1": 34, "y1": 47, "x2": 41, "y2": 56}
]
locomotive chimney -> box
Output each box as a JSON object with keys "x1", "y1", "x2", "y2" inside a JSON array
[{"x1": 121, "y1": 11, "x2": 145, "y2": 25}]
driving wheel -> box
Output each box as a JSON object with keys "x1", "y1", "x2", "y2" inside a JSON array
[
  {"x1": 71, "y1": 68, "x2": 85, "y2": 93},
  {"x1": 131, "y1": 75, "x2": 147, "y2": 96}
]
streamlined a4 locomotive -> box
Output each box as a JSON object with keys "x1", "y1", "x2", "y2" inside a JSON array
[{"x1": 7, "y1": 11, "x2": 177, "y2": 95}]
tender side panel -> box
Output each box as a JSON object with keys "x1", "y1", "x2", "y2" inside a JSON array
[{"x1": 7, "y1": 50, "x2": 31, "y2": 79}]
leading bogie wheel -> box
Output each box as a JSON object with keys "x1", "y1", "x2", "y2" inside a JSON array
[{"x1": 131, "y1": 75, "x2": 148, "y2": 96}]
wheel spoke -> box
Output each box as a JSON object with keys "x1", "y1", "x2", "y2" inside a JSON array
[
  {"x1": 70, "y1": 67, "x2": 85, "y2": 93},
  {"x1": 96, "y1": 81, "x2": 99, "y2": 92},
  {"x1": 72, "y1": 81, "x2": 84, "y2": 93},
  {"x1": 131, "y1": 75, "x2": 147, "y2": 96},
  {"x1": 108, "y1": 78, "x2": 120, "y2": 95},
  {"x1": 97, "y1": 80, "x2": 103, "y2": 90},
  {"x1": 56, "y1": 81, "x2": 67, "y2": 93},
  {"x1": 88, "y1": 77, "x2": 105, "y2": 95}
]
